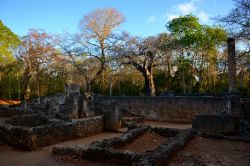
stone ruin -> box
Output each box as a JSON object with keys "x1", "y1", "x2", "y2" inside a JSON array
[
  {"x1": 192, "y1": 38, "x2": 248, "y2": 136},
  {"x1": 0, "y1": 84, "x2": 118, "y2": 150},
  {"x1": 0, "y1": 39, "x2": 250, "y2": 164},
  {"x1": 0, "y1": 114, "x2": 103, "y2": 150},
  {"x1": 53, "y1": 125, "x2": 193, "y2": 165},
  {"x1": 21, "y1": 84, "x2": 96, "y2": 120}
]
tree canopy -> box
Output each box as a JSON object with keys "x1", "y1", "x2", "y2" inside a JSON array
[
  {"x1": 0, "y1": 3, "x2": 250, "y2": 99},
  {"x1": 215, "y1": 0, "x2": 250, "y2": 40},
  {"x1": 0, "y1": 20, "x2": 21, "y2": 69}
]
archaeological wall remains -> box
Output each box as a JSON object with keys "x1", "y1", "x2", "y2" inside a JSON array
[
  {"x1": 0, "y1": 115, "x2": 103, "y2": 150},
  {"x1": 94, "y1": 96, "x2": 227, "y2": 123}
]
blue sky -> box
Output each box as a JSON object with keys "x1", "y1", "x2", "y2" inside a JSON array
[{"x1": 0, "y1": 0, "x2": 235, "y2": 37}]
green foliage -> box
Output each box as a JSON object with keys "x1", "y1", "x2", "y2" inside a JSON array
[
  {"x1": 166, "y1": 14, "x2": 228, "y2": 94},
  {"x1": 0, "y1": 20, "x2": 21, "y2": 66},
  {"x1": 167, "y1": 15, "x2": 227, "y2": 50},
  {"x1": 0, "y1": 60, "x2": 23, "y2": 99},
  {"x1": 0, "y1": 7, "x2": 249, "y2": 98},
  {"x1": 119, "y1": 78, "x2": 143, "y2": 96},
  {"x1": 167, "y1": 15, "x2": 201, "y2": 48},
  {"x1": 154, "y1": 69, "x2": 170, "y2": 95}
]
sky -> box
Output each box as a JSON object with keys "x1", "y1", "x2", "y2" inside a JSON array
[{"x1": 0, "y1": 0, "x2": 235, "y2": 37}]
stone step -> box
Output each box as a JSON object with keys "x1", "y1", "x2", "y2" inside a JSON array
[
  {"x1": 114, "y1": 127, "x2": 128, "y2": 133},
  {"x1": 121, "y1": 116, "x2": 144, "y2": 123}
]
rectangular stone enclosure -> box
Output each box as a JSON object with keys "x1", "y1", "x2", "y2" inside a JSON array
[
  {"x1": 0, "y1": 115, "x2": 103, "y2": 150},
  {"x1": 53, "y1": 126, "x2": 193, "y2": 165}
]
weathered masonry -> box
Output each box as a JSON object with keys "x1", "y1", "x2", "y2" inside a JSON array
[
  {"x1": 94, "y1": 96, "x2": 227, "y2": 123},
  {"x1": 0, "y1": 115, "x2": 103, "y2": 150}
]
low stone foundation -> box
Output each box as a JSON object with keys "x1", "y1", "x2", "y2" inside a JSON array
[
  {"x1": 194, "y1": 130, "x2": 250, "y2": 142},
  {"x1": 0, "y1": 115, "x2": 103, "y2": 150},
  {"x1": 6, "y1": 114, "x2": 51, "y2": 127},
  {"x1": 0, "y1": 107, "x2": 22, "y2": 117},
  {"x1": 53, "y1": 126, "x2": 193, "y2": 165}
]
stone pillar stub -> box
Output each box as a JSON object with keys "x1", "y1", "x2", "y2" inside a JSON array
[
  {"x1": 103, "y1": 102, "x2": 121, "y2": 131},
  {"x1": 82, "y1": 93, "x2": 95, "y2": 118},
  {"x1": 226, "y1": 38, "x2": 241, "y2": 118},
  {"x1": 64, "y1": 84, "x2": 80, "y2": 96},
  {"x1": 227, "y1": 38, "x2": 237, "y2": 93},
  {"x1": 225, "y1": 93, "x2": 241, "y2": 118}
]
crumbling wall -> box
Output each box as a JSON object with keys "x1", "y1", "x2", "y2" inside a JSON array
[
  {"x1": 192, "y1": 115, "x2": 240, "y2": 134},
  {"x1": 241, "y1": 99, "x2": 250, "y2": 121},
  {"x1": 6, "y1": 114, "x2": 50, "y2": 127},
  {"x1": 0, "y1": 107, "x2": 21, "y2": 117},
  {"x1": 94, "y1": 96, "x2": 226, "y2": 123},
  {"x1": 0, "y1": 116, "x2": 103, "y2": 150}
]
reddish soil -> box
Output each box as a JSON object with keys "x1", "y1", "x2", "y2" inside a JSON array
[
  {"x1": 0, "y1": 132, "x2": 121, "y2": 166},
  {"x1": 169, "y1": 136, "x2": 250, "y2": 166},
  {"x1": 118, "y1": 132, "x2": 167, "y2": 153},
  {"x1": 55, "y1": 155, "x2": 118, "y2": 166},
  {"x1": 0, "y1": 99, "x2": 20, "y2": 105},
  {"x1": 143, "y1": 120, "x2": 192, "y2": 129}
]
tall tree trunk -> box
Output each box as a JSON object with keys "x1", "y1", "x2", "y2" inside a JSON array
[
  {"x1": 144, "y1": 69, "x2": 156, "y2": 96},
  {"x1": 22, "y1": 75, "x2": 31, "y2": 100},
  {"x1": 181, "y1": 69, "x2": 186, "y2": 94},
  {"x1": 199, "y1": 54, "x2": 205, "y2": 93},
  {"x1": 180, "y1": 49, "x2": 186, "y2": 94},
  {"x1": 109, "y1": 78, "x2": 112, "y2": 96},
  {"x1": 35, "y1": 74, "x2": 40, "y2": 96},
  {"x1": 85, "y1": 79, "x2": 91, "y2": 93}
]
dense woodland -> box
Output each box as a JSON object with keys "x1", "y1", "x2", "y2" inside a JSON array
[{"x1": 0, "y1": 0, "x2": 249, "y2": 99}]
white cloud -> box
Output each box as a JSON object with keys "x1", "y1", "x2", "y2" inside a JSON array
[
  {"x1": 163, "y1": 0, "x2": 210, "y2": 23},
  {"x1": 178, "y1": 1, "x2": 196, "y2": 14},
  {"x1": 165, "y1": 14, "x2": 179, "y2": 21},
  {"x1": 198, "y1": 12, "x2": 209, "y2": 23},
  {"x1": 146, "y1": 15, "x2": 156, "y2": 23}
]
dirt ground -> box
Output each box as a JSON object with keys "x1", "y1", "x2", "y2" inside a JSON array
[
  {"x1": 118, "y1": 132, "x2": 167, "y2": 153},
  {"x1": 0, "y1": 117, "x2": 10, "y2": 123},
  {"x1": 143, "y1": 120, "x2": 192, "y2": 129},
  {"x1": 1, "y1": 120, "x2": 249, "y2": 166},
  {"x1": 0, "y1": 132, "x2": 121, "y2": 166},
  {"x1": 0, "y1": 120, "x2": 192, "y2": 166},
  {"x1": 169, "y1": 136, "x2": 250, "y2": 166}
]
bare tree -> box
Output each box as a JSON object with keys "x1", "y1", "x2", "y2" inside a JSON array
[
  {"x1": 59, "y1": 8, "x2": 125, "y2": 93},
  {"x1": 19, "y1": 29, "x2": 56, "y2": 99},
  {"x1": 215, "y1": 0, "x2": 250, "y2": 40},
  {"x1": 114, "y1": 33, "x2": 171, "y2": 96},
  {"x1": 216, "y1": 0, "x2": 250, "y2": 94}
]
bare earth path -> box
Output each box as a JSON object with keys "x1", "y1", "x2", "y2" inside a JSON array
[
  {"x1": 0, "y1": 132, "x2": 121, "y2": 166},
  {"x1": 169, "y1": 136, "x2": 250, "y2": 166},
  {"x1": 118, "y1": 132, "x2": 167, "y2": 153},
  {"x1": 143, "y1": 120, "x2": 192, "y2": 129}
]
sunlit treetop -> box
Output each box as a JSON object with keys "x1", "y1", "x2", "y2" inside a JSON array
[{"x1": 0, "y1": 20, "x2": 21, "y2": 65}]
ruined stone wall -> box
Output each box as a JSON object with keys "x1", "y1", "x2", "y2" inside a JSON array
[
  {"x1": 6, "y1": 114, "x2": 50, "y2": 127},
  {"x1": 0, "y1": 116, "x2": 103, "y2": 150},
  {"x1": 94, "y1": 96, "x2": 226, "y2": 123},
  {"x1": 0, "y1": 107, "x2": 20, "y2": 117},
  {"x1": 241, "y1": 99, "x2": 250, "y2": 120}
]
